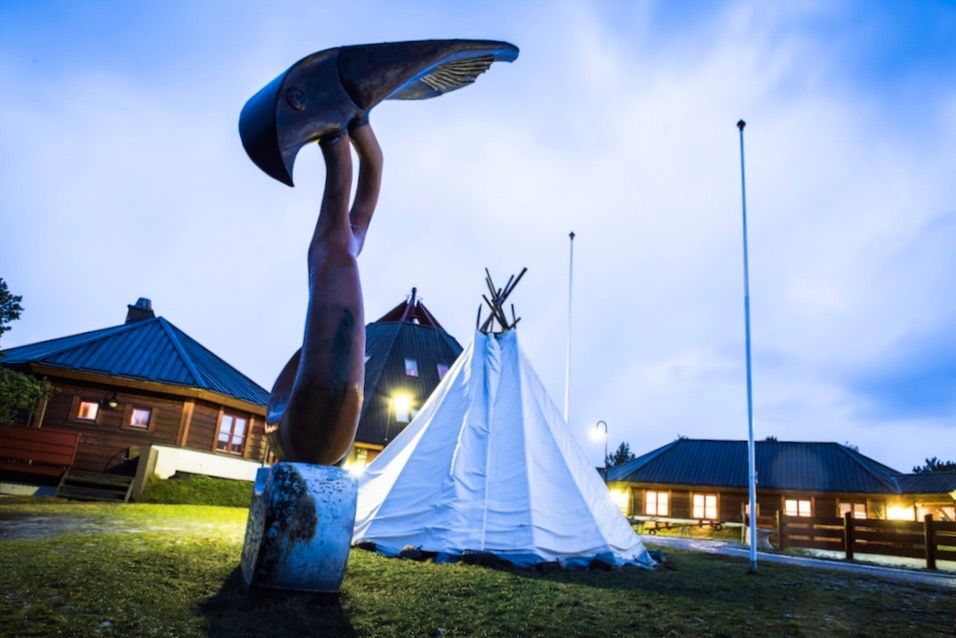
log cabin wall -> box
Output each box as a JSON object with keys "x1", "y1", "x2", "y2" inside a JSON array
[
  {"x1": 619, "y1": 484, "x2": 910, "y2": 521},
  {"x1": 670, "y1": 490, "x2": 691, "y2": 518},
  {"x1": 38, "y1": 378, "x2": 185, "y2": 473},
  {"x1": 719, "y1": 491, "x2": 746, "y2": 520},
  {"x1": 815, "y1": 496, "x2": 837, "y2": 517},
  {"x1": 186, "y1": 400, "x2": 266, "y2": 461},
  {"x1": 37, "y1": 375, "x2": 268, "y2": 473},
  {"x1": 186, "y1": 401, "x2": 219, "y2": 451}
]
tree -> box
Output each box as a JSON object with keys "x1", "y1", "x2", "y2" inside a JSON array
[
  {"x1": 912, "y1": 457, "x2": 956, "y2": 474},
  {"x1": 0, "y1": 279, "x2": 23, "y2": 341},
  {"x1": 606, "y1": 441, "x2": 637, "y2": 467},
  {"x1": 764, "y1": 435, "x2": 778, "y2": 441},
  {"x1": 0, "y1": 278, "x2": 53, "y2": 423}
]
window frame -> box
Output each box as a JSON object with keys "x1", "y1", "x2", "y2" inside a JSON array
[
  {"x1": 784, "y1": 497, "x2": 813, "y2": 518},
  {"x1": 839, "y1": 501, "x2": 867, "y2": 519},
  {"x1": 692, "y1": 492, "x2": 719, "y2": 520},
  {"x1": 644, "y1": 490, "x2": 670, "y2": 516},
  {"x1": 77, "y1": 400, "x2": 100, "y2": 422},
  {"x1": 70, "y1": 396, "x2": 101, "y2": 424},
  {"x1": 121, "y1": 405, "x2": 154, "y2": 432},
  {"x1": 436, "y1": 363, "x2": 450, "y2": 380},
  {"x1": 214, "y1": 411, "x2": 249, "y2": 456},
  {"x1": 404, "y1": 358, "x2": 419, "y2": 377}
]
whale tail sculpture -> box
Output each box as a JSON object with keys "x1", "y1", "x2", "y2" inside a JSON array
[
  {"x1": 240, "y1": 39, "x2": 519, "y2": 187},
  {"x1": 241, "y1": 40, "x2": 518, "y2": 465},
  {"x1": 238, "y1": 38, "x2": 517, "y2": 594}
]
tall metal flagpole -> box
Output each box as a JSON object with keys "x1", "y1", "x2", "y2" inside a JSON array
[
  {"x1": 738, "y1": 120, "x2": 758, "y2": 573},
  {"x1": 564, "y1": 231, "x2": 575, "y2": 424}
]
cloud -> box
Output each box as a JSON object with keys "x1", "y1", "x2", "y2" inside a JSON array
[{"x1": 2, "y1": 1, "x2": 955, "y2": 471}]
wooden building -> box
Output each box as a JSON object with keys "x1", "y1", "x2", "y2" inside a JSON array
[
  {"x1": 608, "y1": 439, "x2": 956, "y2": 523},
  {"x1": 343, "y1": 288, "x2": 463, "y2": 472},
  {"x1": 2, "y1": 292, "x2": 464, "y2": 486},
  {"x1": 0, "y1": 298, "x2": 270, "y2": 479}
]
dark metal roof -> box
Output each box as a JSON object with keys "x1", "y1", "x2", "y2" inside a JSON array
[
  {"x1": 373, "y1": 288, "x2": 446, "y2": 330},
  {"x1": 356, "y1": 315, "x2": 463, "y2": 446},
  {"x1": 608, "y1": 439, "x2": 912, "y2": 494},
  {"x1": 0, "y1": 317, "x2": 269, "y2": 406},
  {"x1": 897, "y1": 472, "x2": 956, "y2": 494}
]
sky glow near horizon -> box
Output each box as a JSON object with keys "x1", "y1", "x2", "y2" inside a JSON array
[{"x1": 1, "y1": 1, "x2": 955, "y2": 472}]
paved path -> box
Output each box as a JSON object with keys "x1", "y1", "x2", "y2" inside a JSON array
[{"x1": 644, "y1": 535, "x2": 956, "y2": 589}]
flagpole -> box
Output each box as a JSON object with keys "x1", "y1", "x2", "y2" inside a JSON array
[
  {"x1": 564, "y1": 231, "x2": 575, "y2": 424},
  {"x1": 738, "y1": 119, "x2": 758, "y2": 573}
]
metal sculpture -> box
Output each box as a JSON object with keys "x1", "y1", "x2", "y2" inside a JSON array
[
  {"x1": 238, "y1": 39, "x2": 517, "y2": 592},
  {"x1": 240, "y1": 40, "x2": 519, "y2": 466}
]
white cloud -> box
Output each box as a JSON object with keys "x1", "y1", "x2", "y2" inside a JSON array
[{"x1": 2, "y1": 1, "x2": 954, "y2": 471}]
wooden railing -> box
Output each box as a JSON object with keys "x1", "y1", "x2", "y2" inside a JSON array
[{"x1": 749, "y1": 512, "x2": 956, "y2": 570}]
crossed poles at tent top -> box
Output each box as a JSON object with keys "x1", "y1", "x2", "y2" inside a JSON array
[{"x1": 476, "y1": 267, "x2": 527, "y2": 334}]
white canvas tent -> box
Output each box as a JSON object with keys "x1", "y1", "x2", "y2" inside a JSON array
[{"x1": 352, "y1": 329, "x2": 655, "y2": 569}]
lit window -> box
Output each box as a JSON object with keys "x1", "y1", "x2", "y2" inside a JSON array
[
  {"x1": 437, "y1": 364, "x2": 449, "y2": 380},
  {"x1": 645, "y1": 490, "x2": 669, "y2": 516},
  {"x1": 692, "y1": 493, "x2": 718, "y2": 520},
  {"x1": 391, "y1": 393, "x2": 413, "y2": 423},
  {"x1": 216, "y1": 413, "x2": 248, "y2": 455},
  {"x1": 839, "y1": 502, "x2": 867, "y2": 519},
  {"x1": 129, "y1": 407, "x2": 152, "y2": 429},
  {"x1": 785, "y1": 498, "x2": 812, "y2": 517},
  {"x1": 77, "y1": 401, "x2": 99, "y2": 421},
  {"x1": 917, "y1": 504, "x2": 955, "y2": 522},
  {"x1": 405, "y1": 359, "x2": 419, "y2": 377}
]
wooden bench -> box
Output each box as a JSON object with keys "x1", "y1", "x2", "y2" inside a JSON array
[
  {"x1": 0, "y1": 425, "x2": 80, "y2": 480},
  {"x1": 637, "y1": 517, "x2": 726, "y2": 535}
]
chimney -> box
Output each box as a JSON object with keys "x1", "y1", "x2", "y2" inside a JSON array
[{"x1": 125, "y1": 297, "x2": 155, "y2": 323}]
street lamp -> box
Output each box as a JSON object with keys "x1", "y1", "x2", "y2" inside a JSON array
[{"x1": 592, "y1": 420, "x2": 608, "y2": 483}]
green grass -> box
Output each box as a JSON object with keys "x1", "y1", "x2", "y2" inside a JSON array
[
  {"x1": 1, "y1": 502, "x2": 954, "y2": 637},
  {"x1": 137, "y1": 474, "x2": 253, "y2": 507}
]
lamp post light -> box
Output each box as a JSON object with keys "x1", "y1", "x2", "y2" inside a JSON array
[{"x1": 593, "y1": 420, "x2": 608, "y2": 484}]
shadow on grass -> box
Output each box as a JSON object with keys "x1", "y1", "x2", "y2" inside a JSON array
[{"x1": 198, "y1": 568, "x2": 356, "y2": 637}]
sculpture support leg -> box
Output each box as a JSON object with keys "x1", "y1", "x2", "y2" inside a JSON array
[{"x1": 268, "y1": 126, "x2": 383, "y2": 467}]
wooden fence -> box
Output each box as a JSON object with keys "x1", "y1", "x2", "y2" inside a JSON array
[{"x1": 744, "y1": 512, "x2": 956, "y2": 570}]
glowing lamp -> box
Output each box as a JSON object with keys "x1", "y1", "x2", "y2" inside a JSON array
[
  {"x1": 344, "y1": 459, "x2": 366, "y2": 477},
  {"x1": 886, "y1": 503, "x2": 915, "y2": 521},
  {"x1": 609, "y1": 488, "x2": 629, "y2": 514},
  {"x1": 390, "y1": 393, "x2": 413, "y2": 414}
]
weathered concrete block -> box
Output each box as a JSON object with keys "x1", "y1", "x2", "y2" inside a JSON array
[{"x1": 240, "y1": 462, "x2": 357, "y2": 592}]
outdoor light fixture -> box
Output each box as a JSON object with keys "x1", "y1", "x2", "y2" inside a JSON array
[
  {"x1": 101, "y1": 394, "x2": 119, "y2": 410},
  {"x1": 593, "y1": 420, "x2": 608, "y2": 484},
  {"x1": 609, "y1": 488, "x2": 629, "y2": 514},
  {"x1": 390, "y1": 392, "x2": 413, "y2": 413},
  {"x1": 343, "y1": 459, "x2": 366, "y2": 477},
  {"x1": 385, "y1": 392, "x2": 415, "y2": 444}
]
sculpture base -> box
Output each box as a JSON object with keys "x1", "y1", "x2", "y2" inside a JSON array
[{"x1": 240, "y1": 462, "x2": 357, "y2": 592}]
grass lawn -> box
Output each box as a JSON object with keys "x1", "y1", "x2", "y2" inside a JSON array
[
  {"x1": 1, "y1": 501, "x2": 953, "y2": 637},
  {"x1": 138, "y1": 474, "x2": 254, "y2": 508}
]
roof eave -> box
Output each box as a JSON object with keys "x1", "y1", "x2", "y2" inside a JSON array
[{"x1": 28, "y1": 363, "x2": 267, "y2": 415}]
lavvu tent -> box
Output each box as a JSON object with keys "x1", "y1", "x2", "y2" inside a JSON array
[{"x1": 352, "y1": 326, "x2": 655, "y2": 569}]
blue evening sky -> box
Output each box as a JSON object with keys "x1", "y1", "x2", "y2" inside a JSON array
[{"x1": 2, "y1": 1, "x2": 954, "y2": 471}]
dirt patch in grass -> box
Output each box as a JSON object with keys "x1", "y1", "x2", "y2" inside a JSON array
[{"x1": 1, "y1": 502, "x2": 954, "y2": 637}]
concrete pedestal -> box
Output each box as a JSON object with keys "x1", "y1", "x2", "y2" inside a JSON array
[{"x1": 240, "y1": 462, "x2": 357, "y2": 592}]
